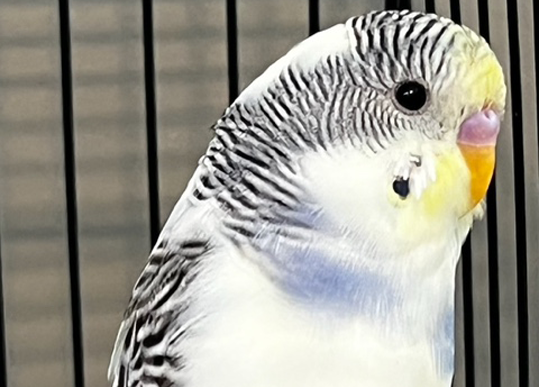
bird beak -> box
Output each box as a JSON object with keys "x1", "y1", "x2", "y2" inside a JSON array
[{"x1": 457, "y1": 109, "x2": 501, "y2": 209}]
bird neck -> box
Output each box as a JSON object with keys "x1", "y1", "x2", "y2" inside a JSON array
[{"x1": 245, "y1": 216, "x2": 459, "y2": 378}]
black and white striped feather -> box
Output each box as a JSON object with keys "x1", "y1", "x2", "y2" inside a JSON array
[{"x1": 109, "y1": 238, "x2": 211, "y2": 387}]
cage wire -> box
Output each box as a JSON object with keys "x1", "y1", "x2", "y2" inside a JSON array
[{"x1": 0, "y1": 0, "x2": 537, "y2": 386}]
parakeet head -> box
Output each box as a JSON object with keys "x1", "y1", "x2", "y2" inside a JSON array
[
  {"x1": 293, "y1": 11, "x2": 507, "y2": 251},
  {"x1": 203, "y1": 10, "x2": 505, "y2": 266}
]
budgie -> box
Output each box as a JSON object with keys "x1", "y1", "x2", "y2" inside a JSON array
[{"x1": 109, "y1": 10, "x2": 505, "y2": 387}]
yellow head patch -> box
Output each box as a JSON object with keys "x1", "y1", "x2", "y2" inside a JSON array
[{"x1": 457, "y1": 31, "x2": 506, "y2": 111}]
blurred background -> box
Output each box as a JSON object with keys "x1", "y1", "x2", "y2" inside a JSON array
[{"x1": 0, "y1": 0, "x2": 537, "y2": 387}]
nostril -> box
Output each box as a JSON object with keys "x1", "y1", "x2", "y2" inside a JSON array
[
  {"x1": 483, "y1": 109, "x2": 499, "y2": 123},
  {"x1": 393, "y1": 178, "x2": 410, "y2": 199}
]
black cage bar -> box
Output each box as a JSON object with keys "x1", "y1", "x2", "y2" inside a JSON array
[
  {"x1": 0, "y1": 230, "x2": 7, "y2": 387},
  {"x1": 142, "y1": 0, "x2": 161, "y2": 247},
  {"x1": 58, "y1": 0, "x2": 85, "y2": 386}
]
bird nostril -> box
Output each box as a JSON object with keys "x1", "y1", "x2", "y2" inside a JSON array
[
  {"x1": 393, "y1": 178, "x2": 410, "y2": 199},
  {"x1": 481, "y1": 108, "x2": 496, "y2": 121}
]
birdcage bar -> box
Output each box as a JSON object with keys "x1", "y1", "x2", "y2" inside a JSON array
[
  {"x1": 450, "y1": 0, "x2": 461, "y2": 22},
  {"x1": 462, "y1": 241, "x2": 476, "y2": 385},
  {"x1": 0, "y1": 233, "x2": 8, "y2": 387},
  {"x1": 532, "y1": 2, "x2": 539, "y2": 383},
  {"x1": 385, "y1": 0, "x2": 412, "y2": 10},
  {"x1": 142, "y1": 0, "x2": 161, "y2": 246},
  {"x1": 476, "y1": 1, "x2": 503, "y2": 385},
  {"x1": 226, "y1": 0, "x2": 239, "y2": 103},
  {"x1": 309, "y1": 0, "x2": 320, "y2": 36},
  {"x1": 426, "y1": 0, "x2": 436, "y2": 13},
  {"x1": 535, "y1": 0, "x2": 539, "y2": 163},
  {"x1": 58, "y1": 0, "x2": 85, "y2": 386},
  {"x1": 505, "y1": 1, "x2": 530, "y2": 386}
]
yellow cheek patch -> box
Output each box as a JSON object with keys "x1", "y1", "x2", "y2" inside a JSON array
[
  {"x1": 421, "y1": 149, "x2": 471, "y2": 218},
  {"x1": 393, "y1": 149, "x2": 471, "y2": 246}
]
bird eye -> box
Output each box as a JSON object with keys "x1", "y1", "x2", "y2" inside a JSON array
[
  {"x1": 394, "y1": 81, "x2": 428, "y2": 112},
  {"x1": 393, "y1": 178, "x2": 410, "y2": 199}
]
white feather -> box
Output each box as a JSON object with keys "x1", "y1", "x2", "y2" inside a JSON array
[{"x1": 176, "y1": 232, "x2": 460, "y2": 387}]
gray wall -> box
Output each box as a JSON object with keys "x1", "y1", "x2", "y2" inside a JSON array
[{"x1": 0, "y1": 1, "x2": 537, "y2": 387}]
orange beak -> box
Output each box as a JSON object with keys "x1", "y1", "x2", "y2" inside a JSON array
[{"x1": 457, "y1": 109, "x2": 501, "y2": 209}]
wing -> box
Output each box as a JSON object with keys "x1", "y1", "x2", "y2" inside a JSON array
[{"x1": 108, "y1": 236, "x2": 212, "y2": 387}]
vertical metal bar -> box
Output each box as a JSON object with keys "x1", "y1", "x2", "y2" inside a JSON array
[
  {"x1": 536, "y1": 0, "x2": 539, "y2": 169},
  {"x1": 448, "y1": 0, "x2": 460, "y2": 18},
  {"x1": 142, "y1": 0, "x2": 161, "y2": 246},
  {"x1": 226, "y1": 0, "x2": 239, "y2": 103},
  {"x1": 385, "y1": 0, "x2": 412, "y2": 10},
  {"x1": 527, "y1": 1, "x2": 539, "y2": 385},
  {"x1": 58, "y1": 0, "x2": 85, "y2": 386},
  {"x1": 425, "y1": 0, "x2": 436, "y2": 13},
  {"x1": 450, "y1": 0, "x2": 461, "y2": 23},
  {"x1": 0, "y1": 232, "x2": 7, "y2": 387},
  {"x1": 505, "y1": 1, "x2": 529, "y2": 386},
  {"x1": 309, "y1": 0, "x2": 320, "y2": 36}
]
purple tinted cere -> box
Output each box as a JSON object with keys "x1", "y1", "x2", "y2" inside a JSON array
[{"x1": 457, "y1": 109, "x2": 501, "y2": 146}]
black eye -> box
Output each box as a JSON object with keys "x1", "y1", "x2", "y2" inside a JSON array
[
  {"x1": 393, "y1": 178, "x2": 410, "y2": 199},
  {"x1": 395, "y1": 81, "x2": 428, "y2": 112}
]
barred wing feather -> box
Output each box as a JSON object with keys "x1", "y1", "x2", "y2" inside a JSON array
[{"x1": 108, "y1": 238, "x2": 212, "y2": 387}]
